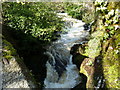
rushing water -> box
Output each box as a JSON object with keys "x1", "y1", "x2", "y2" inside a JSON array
[{"x1": 44, "y1": 13, "x2": 89, "y2": 88}]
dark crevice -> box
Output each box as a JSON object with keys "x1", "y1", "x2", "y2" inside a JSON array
[
  {"x1": 72, "y1": 73, "x2": 87, "y2": 90},
  {"x1": 70, "y1": 44, "x2": 88, "y2": 89},
  {"x1": 2, "y1": 25, "x2": 48, "y2": 88},
  {"x1": 93, "y1": 55, "x2": 107, "y2": 89}
]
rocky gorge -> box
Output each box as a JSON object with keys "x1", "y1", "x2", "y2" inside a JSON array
[{"x1": 1, "y1": 1, "x2": 120, "y2": 89}]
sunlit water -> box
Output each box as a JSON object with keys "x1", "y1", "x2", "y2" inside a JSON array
[{"x1": 44, "y1": 13, "x2": 89, "y2": 88}]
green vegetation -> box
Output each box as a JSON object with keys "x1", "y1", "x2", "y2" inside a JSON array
[
  {"x1": 2, "y1": 1, "x2": 120, "y2": 89},
  {"x1": 79, "y1": 1, "x2": 120, "y2": 88},
  {"x1": 2, "y1": 2, "x2": 64, "y2": 42},
  {"x1": 102, "y1": 33, "x2": 120, "y2": 88},
  {"x1": 64, "y1": 2, "x2": 95, "y2": 23},
  {"x1": 64, "y1": 2, "x2": 83, "y2": 19},
  {"x1": 85, "y1": 37, "x2": 102, "y2": 58},
  {"x1": 46, "y1": 2, "x2": 95, "y2": 23}
]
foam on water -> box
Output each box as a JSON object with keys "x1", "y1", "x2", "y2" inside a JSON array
[
  {"x1": 44, "y1": 13, "x2": 89, "y2": 88},
  {"x1": 44, "y1": 57, "x2": 80, "y2": 88}
]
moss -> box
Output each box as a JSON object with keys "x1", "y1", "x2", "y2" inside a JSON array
[
  {"x1": 80, "y1": 58, "x2": 95, "y2": 88},
  {"x1": 79, "y1": 1, "x2": 120, "y2": 89},
  {"x1": 4, "y1": 55, "x2": 14, "y2": 60},
  {"x1": 2, "y1": 39, "x2": 17, "y2": 62},
  {"x1": 91, "y1": 30, "x2": 105, "y2": 39},
  {"x1": 102, "y1": 34, "x2": 120, "y2": 88},
  {"x1": 85, "y1": 37, "x2": 102, "y2": 58},
  {"x1": 3, "y1": 39, "x2": 17, "y2": 57},
  {"x1": 115, "y1": 33, "x2": 120, "y2": 46},
  {"x1": 107, "y1": 2, "x2": 120, "y2": 10},
  {"x1": 80, "y1": 1, "x2": 120, "y2": 89}
]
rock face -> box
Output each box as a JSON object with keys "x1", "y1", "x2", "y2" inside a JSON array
[
  {"x1": 72, "y1": 1, "x2": 120, "y2": 89},
  {"x1": 2, "y1": 39, "x2": 37, "y2": 88},
  {"x1": 80, "y1": 58, "x2": 95, "y2": 88},
  {"x1": 2, "y1": 58, "x2": 35, "y2": 88},
  {"x1": 70, "y1": 44, "x2": 88, "y2": 69}
]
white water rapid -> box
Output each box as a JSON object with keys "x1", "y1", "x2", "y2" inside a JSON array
[{"x1": 44, "y1": 13, "x2": 89, "y2": 89}]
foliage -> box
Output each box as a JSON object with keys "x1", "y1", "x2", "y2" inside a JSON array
[
  {"x1": 82, "y1": 9, "x2": 95, "y2": 24},
  {"x1": 94, "y1": 1, "x2": 119, "y2": 40},
  {"x1": 64, "y1": 2, "x2": 95, "y2": 23},
  {"x1": 2, "y1": 2, "x2": 64, "y2": 42},
  {"x1": 64, "y1": 2, "x2": 83, "y2": 20},
  {"x1": 46, "y1": 2, "x2": 65, "y2": 13}
]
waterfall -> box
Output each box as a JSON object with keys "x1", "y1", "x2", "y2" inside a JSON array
[{"x1": 44, "y1": 13, "x2": 89, "y2": 88}]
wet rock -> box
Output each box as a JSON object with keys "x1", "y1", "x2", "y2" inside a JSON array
[
  {"x1": 72, "y1": 53, "x2": 88, "y2": 70},
  {"x1": 70, "y1": 44, "x2": 80, "y2": 55},
  {"x1": 83, "y1": 23, "x2": 90, "y2": 31},
  {"x1": 72, "y1": 73, "x2": 87, "y2": 90},
  {"x1": 79, "y1": 55, "x2": 106, "y2": 89},
  {"x1": 2, "y1": 57, "x2": 9, "y2": 65},
  {"x1": 80, "y1": 58, "x2": 95, "y2": 88},
  {"x1": 55, "y1": 59, "x2": 66, "y2": 77},
  {"x1": 2, "y1": 39, "x2": 37, "y2": 88},
  {"x1": 70, "y1": 44, "x2": 88, "y2": 69},
  {"x1": 70, "y1": 43, "x2": 87, "y2": 55}
]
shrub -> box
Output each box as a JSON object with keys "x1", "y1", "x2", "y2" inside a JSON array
[
  {"x1": 64, "y1": 2, "x2": 95, "y2": 24},
  {"x1": 2, "y1": 2, "x2": 64, "y2": 42},
  {"x1": 64, "y1": 2, "x2": 83, "y2": 20}
]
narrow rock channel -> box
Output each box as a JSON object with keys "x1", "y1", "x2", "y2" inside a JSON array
[{"x1": 43, "y1": 13, "x2": 90, "y2": 88}]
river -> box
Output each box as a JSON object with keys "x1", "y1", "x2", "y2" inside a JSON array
[{"x1": 43, "y1": 13, "x2": 89, "y2": 88}]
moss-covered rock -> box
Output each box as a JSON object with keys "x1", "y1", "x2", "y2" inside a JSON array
[
  {"x1": 80, "y1": 58, "x2": 95, "y2": 88},
  {"x1": 2, "y1": 38, "x2": 38, "y2": 88},
  {"x1": 85, "y1": 37, "x2": 102, "y2": 58},
  {"x1": 2, "y1": 39, "x2": 17, "y2": 60},
  {"x1": 102, "y1": 32, "x2": 120, "y2": 88},
  {"x1": 77, "y1": 1, "x2": 120, "y2": 89}
]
